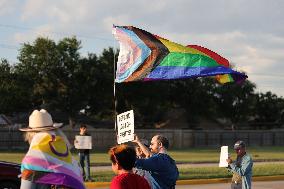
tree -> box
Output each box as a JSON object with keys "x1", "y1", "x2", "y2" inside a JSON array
[
  {"x1": 87, "y1": 48, "x2": 117, "y2": 119},
  {"x1": 16, "y1": 37, "x2": 93, "y2": 127},
  {"x1": 251, "y1": 92, "x2": 284, "y2": 129},
  {"x1": 164, "y1": 78, "x2": 217, "y2": 129},
  {"x1": 116, "y1": 80, "x2": 171, "y2": 127},
  {"x1": 0, "y1": 59, "x2": 15, "y2": 113},
  {"x1": 213, "y1": 80, "x2": 256, "y2": 129},
  {"x1": 0, "y1": 59, "x2": 32, "y2": 114}
]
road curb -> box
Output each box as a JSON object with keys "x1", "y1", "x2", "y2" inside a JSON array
[
  {"x1": 176, "y1": 178, "x2": 231, "y2": 185},
  {"x1": 85, "y1": 182, "x2": 109, "y2": 188},
  {"x1": 253, "y1": 175, "x2": 284, "y2": 182},
  {"x1": 84, "y1": 175, "x2": 284, "y2": 187}
]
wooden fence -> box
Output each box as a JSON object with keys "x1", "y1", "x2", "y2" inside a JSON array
[{"x1": 0, "y1": 128, "x2": 284, "y2": 151}]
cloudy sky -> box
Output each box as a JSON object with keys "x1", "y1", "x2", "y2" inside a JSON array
[{"x1": 1, "y1": 0, "x2": 284, "y2": 96}]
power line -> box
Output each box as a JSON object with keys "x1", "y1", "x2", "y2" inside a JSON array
[
  {"x1": 0, "y1": 23, "x2": 114, "y2": 42},
  {"x1": 0, "y1": 43, "x2": 19, "y2": 50}
]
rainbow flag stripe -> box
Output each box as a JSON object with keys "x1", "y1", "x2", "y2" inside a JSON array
[{"x1": 112, "y1": 26, "x2": 247, "y2": 83}]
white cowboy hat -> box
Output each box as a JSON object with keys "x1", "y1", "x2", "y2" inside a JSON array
[{"x1": 19, "y1": 109, "x2": 63, "y2": 132}]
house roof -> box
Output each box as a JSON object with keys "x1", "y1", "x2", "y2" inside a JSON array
[{"x1": 0, "y1": 114, "x2": 12, "y2": 125}]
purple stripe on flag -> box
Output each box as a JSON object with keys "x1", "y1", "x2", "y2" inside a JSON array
[
  {"x1": 34, "y1": 172, "x2": 85, "y2": 189},
  {"x1": 145, "y1": 66, "x2": 246, "y2": 82},
  {"x1": 22, "y1": 156, "x2": 82, "y2": 182}
]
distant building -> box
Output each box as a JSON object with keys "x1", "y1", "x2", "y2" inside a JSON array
[{"x1": 0, "y1": 114, "x2": 12, "y2": 127}]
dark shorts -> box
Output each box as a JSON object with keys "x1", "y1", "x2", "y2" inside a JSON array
[{"x1": 231, "y1": 182, "x2": 242, "y2": 189}]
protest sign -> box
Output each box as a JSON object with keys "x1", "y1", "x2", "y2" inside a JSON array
[
  {"x1": 117, "y1": 110, "x2": 134, "y2": 144},
  {"x1": 74, "y1": 135, "x2": 92, "y2": 149},
  {"x1": 219, "y1": 146, "x2": 229, "y2": 167}
]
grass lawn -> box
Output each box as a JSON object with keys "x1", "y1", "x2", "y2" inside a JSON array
[
  {"x1": 91, "y1": 164, "x2": 284, "y2": 182},
  {"x1": 1, "y1": 146, "x2": 284, "y2": 164},
  {"x1": 179, "y1": 163, "x2": 284, "y2": 179},
  {"x1": 168, "y1": 146, "x2": 284, "y2": 163},
  {"x1": 1, "y1": 147, "x2": 283, "y2": 181}
]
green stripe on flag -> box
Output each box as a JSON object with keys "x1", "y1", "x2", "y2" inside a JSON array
[{"x1": 159, "y1": 52, "x2": 220, "y2": 67}]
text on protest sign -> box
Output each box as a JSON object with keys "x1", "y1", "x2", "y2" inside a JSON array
[
  {"x1": 117, "y1": 110, "x2": 134, "y2": 144},
  {"x1": 74, "y1": 135, "x2": 92, "y2": 149}
]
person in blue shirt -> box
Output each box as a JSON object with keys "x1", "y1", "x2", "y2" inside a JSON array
[
  {"x1": 227, "y1": 140, "x2": 253, "y2": 189},
  {"x1": 133, "y1": 139, "x2": 155, "y2": 189},
  {"x1": 133, "y1": 134, "x2": 179, "y2": 189}
]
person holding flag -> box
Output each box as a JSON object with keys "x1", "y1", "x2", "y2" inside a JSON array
[{"x1": 133, "y1": 134, "x2": 179, "y2": 189}]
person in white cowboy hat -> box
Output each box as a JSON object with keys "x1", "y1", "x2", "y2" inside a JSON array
[{"x1": 20, "y1": 109, "x2": 85, "y2": 189}]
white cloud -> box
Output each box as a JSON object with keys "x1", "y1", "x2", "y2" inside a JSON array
[
  {"x1": 103, "y1": 15, "x2": 132, "y2": 32},
  {"x1": 21, "y1": 0, "x2": 46, "y2": 21},
  {"x1": 14, "y1": 24, "x2": 55, "y2": 44},
  {"x1": 21, "y1": 0, "x2": 89, "y2": 23},
  {"x1": 0, "y1": 0, "x2": 18, "y2": 16},
  {"x1": 47, "y1": 1, "x2": 89, "y2": 24}
]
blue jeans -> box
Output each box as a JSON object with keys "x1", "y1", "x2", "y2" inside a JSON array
[{"x1": 79, "y1": 152, "x2": 90, "y2": 180}]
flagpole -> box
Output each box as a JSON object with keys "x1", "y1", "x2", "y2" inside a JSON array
[
  {"x1": 114, "y1": 82, "x2": 117, "y2": 131},
  {"x1": 113, "y1": 47, "x2": 117, "y2": 132}
]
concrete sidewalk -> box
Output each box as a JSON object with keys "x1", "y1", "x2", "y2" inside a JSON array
[
  {"x1": 84, "y1": 175, "x2": 284, "y2": 188},
  {"x1": 91, "y1": 161, "x2": 284, "y2": 172}
]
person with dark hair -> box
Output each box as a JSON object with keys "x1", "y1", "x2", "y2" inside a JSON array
[
  {"x1": 74, "y1": 124, "x2": 92, "y2": 181},
  {"x1": 108, "y1": 144, "x2": 150, "y2": 189},
  {"x1": 133, "y1": 139, "x2": 155, "y2": 188},
  {"x1": 133, "y1": 134, "x2": 179, "y2": 189},
  {"x1": 226, "y1": 140, "x2": 253, "y2": 189}
]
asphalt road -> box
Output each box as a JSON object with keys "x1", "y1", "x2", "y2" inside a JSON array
[{"x1": 88, "y1": 180, "x2": 284, "y2": 189}]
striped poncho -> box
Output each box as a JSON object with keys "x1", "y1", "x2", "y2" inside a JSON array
[{"x1": 21, "y1": 132, "x2": 85, "y2": 189}]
